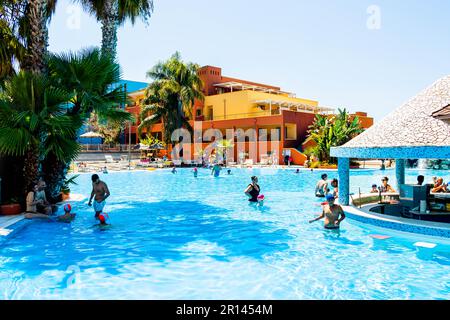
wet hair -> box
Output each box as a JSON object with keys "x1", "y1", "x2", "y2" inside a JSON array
[
  {"x1": 372, "y1": 184, "x2": 377, "y2": 188},
  {"x1": 251, "y1": 176, "x2": 258, "y2": 182},
  {"x1": 417, "y1": 175, "x2": 425, "y2": 183},
  {"x1": 331, "y1": 178, "x2": 338, "y2": 187},
  {"x1": 321, "y1": 174, "x2": 328, "y2": 180},
  {"x1": 382, "y1": 177, "x2": 389, "y2": 182},
  {"x1": 91, "y1": 174, "x2": 100, "y2": 182}
]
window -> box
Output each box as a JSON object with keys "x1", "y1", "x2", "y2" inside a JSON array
[{"x1": 196, "y1": 109, "x2": 202, "y2": 117}]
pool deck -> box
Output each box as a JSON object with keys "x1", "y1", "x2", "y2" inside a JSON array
[
  {"x1": 344, "y1": 204, "x2": 450, "y2": 238},
  {"x1": 0, "y1": 214, "x2": 25, "y2": 237}
]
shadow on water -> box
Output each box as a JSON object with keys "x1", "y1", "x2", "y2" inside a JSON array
[{"x1": 0, "y1": 200, "x2": 292, "y2": 278}]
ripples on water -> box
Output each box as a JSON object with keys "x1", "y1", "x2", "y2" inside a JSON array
[{"x1": 1, "y1": 168, "x2": 450, "y2": 299}]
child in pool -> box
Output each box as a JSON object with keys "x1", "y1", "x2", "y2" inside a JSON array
[{"x1": 25, "y1": 203, "x2": 76, "y2": 223}]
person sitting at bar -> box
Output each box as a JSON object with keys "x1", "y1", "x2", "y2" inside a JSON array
[
  {"x1": 379, "y1": 177, "x2": 396, "y2": 193},
  {"x1": 370, "y1": 184, "x2": 378, "y2": 193},
  {"x1": 330, "y1": 179, "x2": 339, "y2": 198},
  {"x1": 431, "y1": 177, "x2": 448, "y2": 193},
  {"x1": 417, "y1": 175, "x2": 425, "y2": 185}
]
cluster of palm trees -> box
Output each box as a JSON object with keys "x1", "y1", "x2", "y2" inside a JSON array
[
  {"x1": 0, "y1": 0, "x2": 153, "y2": 204},
  {"x1": 304, "y1": 108, "x2": 363, "y2": 164}
]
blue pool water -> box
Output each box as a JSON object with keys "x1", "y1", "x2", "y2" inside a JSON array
[{"x1": 1, "y1": 168, "x2": 450, "y2": 299}]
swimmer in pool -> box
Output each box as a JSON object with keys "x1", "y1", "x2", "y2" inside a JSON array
[
  {"x1": 315, "y1": 174, "x2": 329, "y2": 197},
  {"x1": 88, "y1": 174, "x2": 110, "y2": 219},
  {"x1": 193, "y1": 167, "x2": 198, "y2": 177},
  {"x1": 25, "y1": 203, "x2": 76, "y2": 223},
  {"x1": 211, "y1": 163, "x2": 222, "y2": 177},
  {"x1": 245, "y1": 176, "x2": 260, "y2": 203},
  {"x1": 309, "y1": 194, "x2": 346, "y2": 229}
]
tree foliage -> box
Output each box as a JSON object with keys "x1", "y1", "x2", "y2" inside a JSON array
[
  {"x1": 305, "y1": 108, "x2": 364, "y2": 163},
  {"x1": 138, "y1": 52, "x2": 204, "y2": 145}
]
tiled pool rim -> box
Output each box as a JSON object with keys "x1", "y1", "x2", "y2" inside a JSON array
[
  {"x1": 0, "y1": 215, "x2": 30, "y2": 247},
  {"x1": 344, "y1": 205, "x2": 450, "y2": 239}
]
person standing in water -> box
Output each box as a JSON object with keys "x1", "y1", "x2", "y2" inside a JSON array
[
  {"x1": 309, "y1": 194, "x2": 346, "y2": 229},
  {"x1": 315, "y1": 174, "x2": 329, "y2": 197},
  {"x1": 193, "y1": 167, "x2": 198, "y2": 178},
  {"x1": 88, "y1": 174, "x2": 110, "y2": 219},
  {"x1": 244, "y1": 176, "x2": 261, "y2": 203},
  {"x1": 211, "y1": 163, "x2": 222, "y2": 177}
]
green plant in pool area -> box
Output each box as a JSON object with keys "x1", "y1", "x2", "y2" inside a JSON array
[
  {"x1": 0, "y1": 71, "x2": 82, "y2": 195},
  {"x1": 215, "y1": 139, "x2": 234, "y2": 166},
  {"x1": 3, "y1": 197, "x2": 19, "y2": 205},
  {"x1": 304, "y1": 108, "x2": 364, "y2": 164},
  {"x1": 140, "y1": 134, "x2": 165, "y2": 148},
  {"x1": 60, "y1": 174, "x2": 79, "y2": 195}
]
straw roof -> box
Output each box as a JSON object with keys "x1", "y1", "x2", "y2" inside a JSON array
[
  {"x1": 331, "y1": 75, "x2": 450, "y2": 159},
  {"x1": 347, "y1": 75, "x2": 450, "y2": 147}
]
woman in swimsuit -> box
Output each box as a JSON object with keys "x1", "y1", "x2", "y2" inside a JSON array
[{"x1": 244, "y1": 176, "x2": 260, "y2": 202}]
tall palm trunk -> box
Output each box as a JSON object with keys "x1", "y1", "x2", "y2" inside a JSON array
[
  {"x1": 21, "y1": 1, "x2": 48, "y2": 197},
  {"x1": 23, "y1": 147, "x2": 39, "y2": 195},
  {"x1": 41, "y1": 153, "x2": 68, "y2": 201},
  {"x1": 101, "y1": 0, "x2": 119, "y2": 59},
  {"x1": 24, "y1": 0, "x2": 48, "y2": 74}
]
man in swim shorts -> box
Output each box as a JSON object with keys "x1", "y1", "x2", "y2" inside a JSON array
[
  {"x1": 309, "y1": 194, "x2": 346, "y2": 229},
  {"x1": 88, "y1": 174, "x2": 110, "y2": 219},
  {"x1": 315, "y1": 174, "x2": 329, "y2": 197}
]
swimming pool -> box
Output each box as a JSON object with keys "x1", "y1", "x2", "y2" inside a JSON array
[{"x1": 1, "y1": 168, "x2": 450, "y2": 299}]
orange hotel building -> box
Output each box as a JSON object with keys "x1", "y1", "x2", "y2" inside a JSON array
[{"x1": 124, "y1": 66, "x2": 373, "y2": 165}]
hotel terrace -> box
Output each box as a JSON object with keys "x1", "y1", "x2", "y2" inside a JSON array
[{"x1": 124, "y1": 66, "x2": 374, "y2": 165}]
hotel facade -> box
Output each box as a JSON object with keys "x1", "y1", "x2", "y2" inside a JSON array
[{"x1": 125, "y1": 66, "x2": 373, "y2": 165}]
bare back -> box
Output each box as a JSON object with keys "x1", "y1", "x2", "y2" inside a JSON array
[{"x1": 92, "y1": 181, "x2": 109, "y2": 202}]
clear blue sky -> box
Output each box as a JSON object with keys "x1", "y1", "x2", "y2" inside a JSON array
[{"x1": 49, "y1": 0, "x2": 450, "y2": 120}]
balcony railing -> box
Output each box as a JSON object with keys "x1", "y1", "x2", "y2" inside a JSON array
[
  {"x1": 80, "y1": 144, "x2": 140, "y2": 152},
  {"x1": 203, "y1": 109, "x2": 281, "y2": 121}
]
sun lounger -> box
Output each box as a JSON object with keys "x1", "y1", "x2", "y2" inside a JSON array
[{"x1": 105, "y1": 155, "x2": 115, "y2": 163}]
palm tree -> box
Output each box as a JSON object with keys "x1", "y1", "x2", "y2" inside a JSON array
[
  {"x1": 47, "y1": 48, "x2": 131, "y2": 119},
  {"x1": 41, "y1": 47, "x2": 133, "y2": 197},
  {"x1": 0, "y1": 71, "x2": 82, "y2": 195},
  {"x1": 138, "y1": 52, "x2": 204, "y2": 146},
  {"x1": 305, "y1": 108, "x2": 363, "y2": 163},
  {"x1": 0, "y1": 17, "x2": 25, "y2": 83},
  {"x1": 215, "y1": 139, "x2": 234, "y2": 166},
  {"x1": 78, "y1": 0, "x2": 154, "y2": 59},
  {"x1": 0, "y1": 0, "x2": 58, "y2": 75}
]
